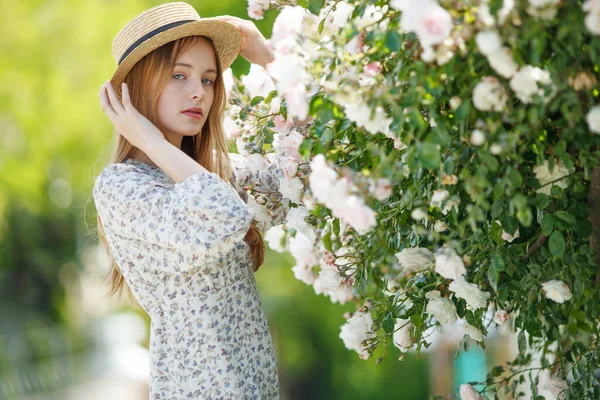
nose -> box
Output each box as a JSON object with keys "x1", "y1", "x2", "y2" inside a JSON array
[{"x1": 191, "y1": 79, "x2": 205, "y2": 102}]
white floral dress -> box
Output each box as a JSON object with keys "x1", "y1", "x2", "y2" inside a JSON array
[{"x1": 93, "y1": 157, "x2": 284, "y2": 399}]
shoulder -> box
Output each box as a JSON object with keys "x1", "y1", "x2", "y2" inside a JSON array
[{"x1": 93, "y1": 162, "x2": 160, "y2": 202}]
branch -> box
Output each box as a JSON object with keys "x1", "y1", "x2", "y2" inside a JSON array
[
  {"x1": 524, "y1": 233, "x2": 548, "y2": 259},
  {"x1": 588, "y1": 167, "x2": 600, "y2": 287}
]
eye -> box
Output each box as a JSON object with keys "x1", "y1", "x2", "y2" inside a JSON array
[
  {"x1": 172, "y1": 73, "x2": 185, "y2": 80},
  {"x1": 202, "y1": 78, "x2": 214, "y2": 86}
]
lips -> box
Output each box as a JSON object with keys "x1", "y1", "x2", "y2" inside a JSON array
[{"x1": 182, "y1": 107, "x2": 203, "y2": 120}]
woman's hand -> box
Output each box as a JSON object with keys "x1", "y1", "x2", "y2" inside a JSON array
[
  {"x1": 211, "y1": 16, "x2": 274, "y2": 68},
  {"x1": 99, "y1": 81, "x2": 166, "y2": 151}
]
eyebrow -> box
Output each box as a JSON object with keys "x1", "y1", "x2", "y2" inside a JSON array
[{"x1": 174, "y1": 62, "x2": 217, "y2": 73}]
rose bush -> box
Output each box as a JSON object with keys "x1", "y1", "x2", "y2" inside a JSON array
[{"x1": 231, "y1": 0, "x2": 600, "y2": 398}]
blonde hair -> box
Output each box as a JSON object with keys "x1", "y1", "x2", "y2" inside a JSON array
[{"x1": 98, "y1": 36, "x2": 265, "y2": 297}]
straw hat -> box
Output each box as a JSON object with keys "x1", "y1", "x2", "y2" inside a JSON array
[{"x1": 109, "y1": 2, "x2": 242, "y2": 98}]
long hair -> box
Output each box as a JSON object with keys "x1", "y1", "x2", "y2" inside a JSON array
[{"x1": 97, "y1": 36, "x2": 265, "y2": 297}]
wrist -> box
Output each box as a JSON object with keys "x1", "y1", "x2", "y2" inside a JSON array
[
  {"x1": 256, "y1": 43, "x2": 275, "y2": 69},
  {"x1": 141, "y1": 135, "x2": 169, "y2": 157}
]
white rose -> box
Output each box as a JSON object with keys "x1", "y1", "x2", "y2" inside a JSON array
[
  {"x1": 308, "y1": 155, "x2": 339, "y2": 204},
  {"x1": 393, "y1": 318, "x2": 414, "y2": 352},
  {"x1": 494, "y1": 310, "x2": 510, "y2": 325},
  {"x1": 285, "y1": 83, "x2": 309, "y2": 120},
  {"x1": 475, "y1": 30, "x2": 502, "y2": 56},
  {"x1": 583, "y1": 0, "x2": 600, "y2": 35},
  {"x1": 509, "y1": 65, "x2": 553, "y2": 104},
  {"x1": 490, "y1": 143, "x2": 503, "y2": 155},
  {"x1": 434, "y1": 248, "x2": 466, "y2": 280},
  {"x1": 545, "y1": 376, "x2": 569, "y2": 397},
  {"x1": 487, "y1": 47, "x2": 518, "y2": 78},
  {"x1": 318, "y1": 264, "x2": 342, "y2": 292},
  {"x1": 586, "y1": 105, "x2": 600, "y2": 134},
  {"x1": 266, "y1": 54, "x2": 306, "y2": 94},
  {"x1": 279, "y1": 176, "x2": 304, "y2": 204},
  {"x1": 461, "y1": 322, "x2": 484, "y2": 342},
  {"x1": 279, "y1": 157, "x2": 298, "y2": 179},
  {"x1": 411, "y1": 208, "x2": 427, "y2": 221},
  {"x1": 328, "y1": 282, "x2": 354, "y2": 304},
  {"x1": 223, "y1": 68, "x2": 234, "y2": 99},
  {"x1": 434, "y1": 220, "x2": 448, "y2": 232},
  {"x1": 242, "y1": 63, "x2": 276, "y2": 99},
  {"x1": 460, "y1": 384, "x2": 483, "y2": 400},
  {"x1": 389, "y1": 0, "x2": 409, "y2": 11},
  {"x1": 473, "y1": 77, "x2": 508, "y2": 112},
  {"x1": 334, "y1": 195, "x2": 377, "y2": 234},
  {"x1": 430, "y1": 189, "x2": 450, "y2": 208},
  {"x1": 495, "y1": 220, "x2": 520, "y2": 242},
  {"x1": 449, "y1": 96, "x2": 462, "y2": 110},
  {"x1": 223, "y1": 116, "x2": 241, "y2": 140},
  {"x1": 270, "y1": 6, "x2": 307, "y2": 47},
  {"x1": 401, "y1": 0, "x2": 453, "y2": 47},
  {"x1": 279, "y1": 131, "x2": 304, "y2": 161},
  {"x1": 327, "y1": 2, "x2": 354, "y2": 28},
  {"x1": 395, "y1": 247, "x2": 434, "y2": 273},
  {"x1": 420, "y1": 46, "x2": 436, "y2": 62},
  {"x1": 286, "y1": 206, "x2": 315, "y2": 241},
  {"x1": 441, "y1": 197, "x2": 460, "y2": 215},
  {"x1": 339, "y1": 312, "x2": 375, "y2": 359},
  {"x1": 533, "y1": 160, "x2": 570, "y2": 195},
  {"x1": 292, "y1": 263, "x2": 317, "y2": 285},
  {"x1": 542, "y1": 280, "x2": 573, "y2": 303},
  {"x1": 264, "y1": 225, "x2": 286, "y2": 253},
  {"x1": 371, "y1": 178, "x2": 393, "y2": 201},
  {"x1": 449, "y1": 278, "x2": 491, "y2": 310},
  {"x1": 425, "y1": 290, "x2": 459, "y2": 324},
  {"x1": 470, "y1": 129, "x2": 486, "y2": 146},
  {"x1": 527, "y1": 0, "x2": 560, "y2": 20},
  {"x1": 289, "y1": 232, "x2": 320, "y2": 268}
]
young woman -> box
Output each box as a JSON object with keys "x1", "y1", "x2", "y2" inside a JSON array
[{"x1": 94, "y1": 2, "x2": 285, "y2": 398}]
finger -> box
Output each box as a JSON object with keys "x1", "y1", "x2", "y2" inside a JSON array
[
  {"x1": 121, "y1": 82, "x2": 133, "y2": 112},
  {"x1": 99, "y1": 84, "x2": 118, "y2": 120},
  {"x1": 105, "y1": 80, "x2": 125, "y2": 115}
]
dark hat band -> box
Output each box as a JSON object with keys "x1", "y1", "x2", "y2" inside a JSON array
[{"x1": 118, "y1": 19, "x2": 195, "y2": 65}]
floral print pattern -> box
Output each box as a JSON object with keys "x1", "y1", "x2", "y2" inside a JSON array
[{"x1": 93, "y1": 158, "x2": 279, "y2": 399}]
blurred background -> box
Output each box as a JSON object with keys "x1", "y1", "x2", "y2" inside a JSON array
[{"x1": 0, "y1": 0, "x2": 515, "y2": 399}]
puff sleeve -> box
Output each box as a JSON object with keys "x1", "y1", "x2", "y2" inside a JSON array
[{"x1": 93, "y1": 163, "x2": 254, "y2": 262}]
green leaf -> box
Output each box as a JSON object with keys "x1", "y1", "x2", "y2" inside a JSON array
[
  {"x1": 491, "y1": 253, "x2": 506, "y2": 273},
  {"x1": 265, "y1": 90, "x2": 278, "y2": 104},
  {"x1": 385, "y1": 31, "x2": 401, "y2": 52},
  {"x1": 250, "y1": 96, "x2": 264, "y2": 106},
  {"x1": 491, "y1": 201, "x2": 504, "y2": 219},
  {"x1": 418, "y1": 142, "x2": 441, "y2": 169},
  {"x1": 332, "y1": 218, "x2": 340, "y2": 237},
  {"x1": 548, "y1": 231, "x2": 565, "y2": 257},
  {"x1": 507, "y1": 169, "x2": 523, "y2": 188},
  {"x1": 534, "y1": 193, "x2": 551, "y2": 210},
  {"x1": 518, "y1": 330, "x2": 527, "y2": 353},
  {"x1": 499, "y1": 215, "x2": 518, "y2": 236},
  {"x1": 554, "y1": 211, "x2": 575, "y2": 229},
  {"x1": 383, "y1": 313, "x2": 395, "y2": 334},
  {"x1": 541, "y1": 214, "x2": 554, "y2": 236},
  {"x1": 318, "y1": 18, "x2": 326, "y2": 34},
  {"x1": 575, "y1": 220, "x2": 593, "y2": 238},
  {"x1": 308, "y1": 0, "x2": 325, "y2": 15},
  {"x1": 491, "y1": 220, "x2": 503, "y2": 244},
  {"x1": 488, "y1": 267, "x2": 499, "y2": 292}
]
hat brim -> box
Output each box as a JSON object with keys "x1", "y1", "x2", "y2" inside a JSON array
[{"x1": 110, "y1": 19, "x2": 242, "y2": 98}]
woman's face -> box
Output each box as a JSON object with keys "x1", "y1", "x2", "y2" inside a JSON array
[{"x1": 157, "y1": 38, "x2": 218, "y2": 142}]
